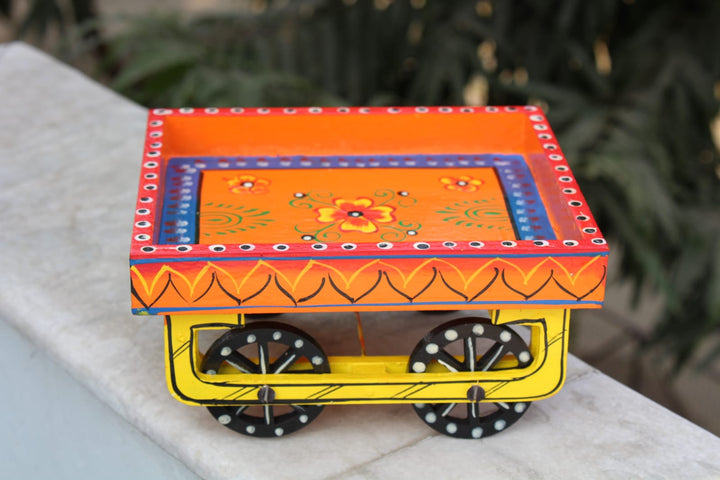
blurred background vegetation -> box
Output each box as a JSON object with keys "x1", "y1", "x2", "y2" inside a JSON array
[{"x1": 2, "y1": 0, "x2": 719, "y2": 431}]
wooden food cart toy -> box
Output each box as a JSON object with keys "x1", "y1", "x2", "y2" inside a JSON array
[{"x1": 130, "y1": 106, "x2": 608, "y2": 439}]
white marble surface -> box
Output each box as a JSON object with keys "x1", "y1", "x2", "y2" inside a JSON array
[
  {"x1": 1, "y1": 41, "x2": 719, "y2": 480},
  {"x1": 0, "y1": 317, "x2": 201, "y2": 480}
]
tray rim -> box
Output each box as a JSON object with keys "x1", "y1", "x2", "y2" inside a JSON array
[{"x1": 130, "y1": 105, "x2": 608, "y2": 264}]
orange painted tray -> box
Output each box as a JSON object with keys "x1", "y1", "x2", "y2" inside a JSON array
[{"x1": 130, "y1": 106, "x2": 608, "y2": 315}]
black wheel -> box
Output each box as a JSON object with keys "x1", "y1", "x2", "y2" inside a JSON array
[
  {"x1": 201, "y1": 321, "x2": 329, "y2": 437},
  {"x1": 409, "y1": 318, "x2": 533, "y2": 439}
]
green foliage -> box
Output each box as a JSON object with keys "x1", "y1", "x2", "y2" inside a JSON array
[
  {"x1": 16, "y1": 0, "x2": 720, "y2": 371},
  {"x1": 0, "y1": 0, "x2": 12, "y2": 18},
  {"x1": 0, "y1": 0, "x2": 97, "y2": 39}
]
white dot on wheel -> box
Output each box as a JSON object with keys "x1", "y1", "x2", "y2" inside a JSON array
[
  {"x1": 246, "y1": 425, "x2": 256, "y2": 434},
  {"x1": 273, "y1": 331, "x2": 282, "y2": 341},
  {"x1": 425, "y1": 412, "x2": 437, "y2": 424},
  {"x1": 495, "y1": 419, "x2": 507, "y2": 431},
  {"x1": 218, "y1": 415, "x2": 231, "y2": 425},
  {"x1": 294, "y1": 339, "x2": 304, "y2": 348},
  {"x1": 247, "y1": 334, "x2": 256, "y2": 343},
  {"x1": 514, "y1": 403, "x2": 527, "y2": 413},
  {"x1": 499, "y1": 331, "x2": 512, "y2": 343},
  {"x1": 446, "y1": 423, "x2": 458, "y2": 434},
  {"x1": 471, "y1": 427, "x2": 483, "y2": 438},
  {"x1": 311, "y1": 356, "x2": 323, "y2": 365},
  {"x1": 414, "y1": 403, "x2": 425, "y2": 409},
  {"x1": 220, "y1": 346, "x2": 232, "y2": 356},
  {"x1": 412, "y1": 362, "x2": 426, "y2": 373},
  {"x1": 472, "y1": 324, "x2": 485, "y2": 336},
  {"x1": 275, "y1": 427, "x2": 284, "y2": 436},
  {"x1": 444, "y1": 329, "x2": 458, "y2": 341},
  {"x1": 206, "y1": 369, "x2": 216, "y2": 375},
  {"x1": 518, "y1": 351, "x2": 531, "y2": 363},
  {"x1": 425, "y1": 343, "x2": 439, "y2": 354},
  {"x1": 299, "y1": 414, "x2": 309, "y2": 424}
]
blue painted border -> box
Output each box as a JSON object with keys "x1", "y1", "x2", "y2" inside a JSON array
[
  {"x1": 133, "y1": 299, "x2": 603, "y2": 315},
  {"x1": 158, "y1": 154, "x2": 556, "y2": 244},
  {"x1": 131, "y1": 251, "x2": 607, "y2": 267}
]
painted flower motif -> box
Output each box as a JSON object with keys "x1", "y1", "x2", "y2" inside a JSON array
[
  {"x1": 316, "y1": 198, "x2": 395, "y2": 233},
  {"x1": 440, "y1": 175, "x2": 483, "y2": 192},
  {"x1": 225, "y1": 175, "x2": 270, "y2": 194}
]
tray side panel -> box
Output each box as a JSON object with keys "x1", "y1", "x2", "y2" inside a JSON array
[{"x1": 130, "y1": 253, "x2": 607, "y2": 314}]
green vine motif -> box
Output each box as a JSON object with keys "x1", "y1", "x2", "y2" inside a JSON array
[
  {"x1": 289, "y1": 188, "x2": 422, "y2": 242},
  {"x1": 398, "y1": 196, "x2": 417, "y2": 208},
  {"x1": 289, "y1": 190, "x2": 335, "y2": 209},
  {"x1": 294, "y1": 223, "x2": 342, "y2": 243},
  {"x1": 373, "y1": 189, "x2": 396, "y2": 206},
  {"x1": 374, "y1": 188, "x2": 417, "y2": 208},
  {"x1": 199, "y1": 202, "x2": 274, "y2": 237},
  {"x1": 380, "y1": 220, "x2": 422, "y2": 242},
  {"x1": 436, "y1": 198, "x2": 512, "y2": 230}
]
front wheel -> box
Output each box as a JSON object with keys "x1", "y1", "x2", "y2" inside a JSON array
[
  {"x1": 201, "y1": 321, "x2": 329, "y2": 437},
  {"x1": 408, "y1": 318, "x2": 533, "y2": 439}
]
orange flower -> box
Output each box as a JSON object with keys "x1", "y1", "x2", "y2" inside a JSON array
[
  {"x1": 440, "y1": 175, "x2": 483, "y2": 192},
  {"x1": 316, "y1": 198, "x2": 395, "y2": 233},
  {"x1": 225, "y1": 175, "x2": 270, "y2": 194}
]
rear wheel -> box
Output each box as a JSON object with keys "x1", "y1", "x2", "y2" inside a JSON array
[
  {"x1": 201, "y1": 321, "x2": 329, "y2": 437},
  {"x1": 409, "y1": 318, "x2": 533, "y2": 439}
]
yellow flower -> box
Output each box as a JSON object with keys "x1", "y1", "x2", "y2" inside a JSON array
[
  {"x1": 316, "y1": 198, "x2": 395, "y2": 233},
  {"x1": 225, "y1": 175, "x2": 270, "y2": 194},
  {"x1": 440, "y1": 175, "x2": 483, "y2": 192}
]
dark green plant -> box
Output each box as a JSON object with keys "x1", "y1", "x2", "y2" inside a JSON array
[
  {"x1": 17, "y1": 0, "x2": 720, "y2": 371},
  {"x1": 482, "y1": 0, "x2": 720, "y2": 370},
  {"x1": 0, "y1": 0, "x2": 98, "y2": 41}
]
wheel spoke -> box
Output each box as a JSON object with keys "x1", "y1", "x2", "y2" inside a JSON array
[
  {"x1": 263, "y1": 405, "x2": 274, "y2": 426},
  {"x1": 467, "y1": 402, "x2": 479, "y2": 419},
  {"x1": 440, "y1": 403, "x2": 457, "y2": 417},
  {"x1": 436, "y1": 349, "x2": 464, "y2": 373},
  {"x1": 235, "y1": 405, "x2": 249, "y2": 416},
  {"x1": 258, "y1": 341, "x2": 270, "y2": 374},
  {"x1": 227, "y1": 351, "x2": 257, "y2": 374},
  {"x1": 477, "y1": 342, "x2": 505, "y2": 371},
  {"x1": 495, "y1": 402, "x2": 510, "y2": 410},
  {"x1": 271, "y1": 347, "x2": 298, "y2": 374},
  {"x1": 464, "y1": 336, "x2": 476, "y2": 371}
]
